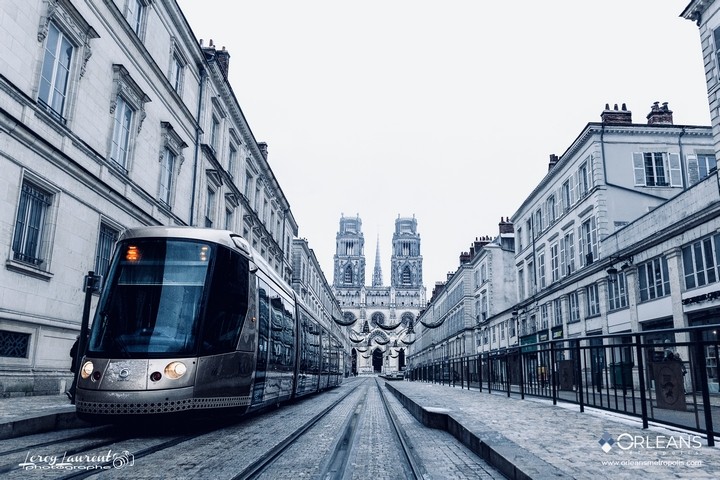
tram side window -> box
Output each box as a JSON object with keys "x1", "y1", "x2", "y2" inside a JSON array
[
  {"x1": 308, "y1": 320, "x2": 321, "y2": 374},
  {"x1": 269, "y1": 295, "x2": 284, "y2": 369},
  {"x1": 322, "y1": 330, "x2": 330, "y2": 373},
  {"x1": 283, "y1": 300, "x2": 296, "y2": 369},
  {"x1": 256, "y1": 284, "x2": 270, "y2": 368},
  {"x1": 201, "y1": 247, "x2": 250, "y2": 354}
]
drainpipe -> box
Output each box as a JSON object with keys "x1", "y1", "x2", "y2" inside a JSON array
[{"x1": 678, "y1": 127, "x2": 687, "y2": 188}]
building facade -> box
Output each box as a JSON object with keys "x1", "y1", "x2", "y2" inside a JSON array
[
  {"x1": 332, "y1": 215, "x2": 426, "y2": 374},
  {"x1": 408, "y1": 101, "x2": 720, "y2": 392},
  {"x1": 0, "y1": 0, "x2": 303, "y2": 395}
]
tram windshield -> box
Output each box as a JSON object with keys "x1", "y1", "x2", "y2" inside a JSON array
[{"x1": 87, "y1": 238, "x2": 250, "y2": 358}]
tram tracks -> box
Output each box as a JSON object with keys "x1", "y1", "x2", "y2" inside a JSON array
[
  {"x1": 0, "y1": 378, "x2": 498, "y2": 479},
  {"x1": 242, "y1": 377, "x2": 423, "y2": 480}
]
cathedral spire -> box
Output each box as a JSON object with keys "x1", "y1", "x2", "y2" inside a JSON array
[{"x1": 372, "y1": 234, "x2": 383, "y2": 287}]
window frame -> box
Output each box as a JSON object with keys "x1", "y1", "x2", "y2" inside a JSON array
[{"x1": 10, "y1": 177, "x2": 58, "y2": 275}]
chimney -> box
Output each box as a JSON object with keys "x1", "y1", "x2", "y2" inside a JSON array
[
  {"x1": 498, "y1": 217, "x2": 514, "y2": 234},
  {"x1": 473, "y1": 236, "x2": 491, "y2": 256},
  {"x1": 646, "y1": 101, "x2": 673, "y2": 125},
  {"x1": 601, "y1": 103, "x2": 632, "y2": 124},
  {"x1": 459, "y1": 251, "x2": 472, "y2": 264},
  {"x1": 258, "y1": 142, "x2": 268, "y2": 159},
  {"x1": 215, "y1": 46, "x2": 230, "y2": 79},
  {"x1": 548, "y1": 153, "x2": 559, "y2": 171}
]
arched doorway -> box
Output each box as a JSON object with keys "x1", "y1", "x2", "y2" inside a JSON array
[{"x1": 372, "y1": 348, "x2": 383, "y2": 373}]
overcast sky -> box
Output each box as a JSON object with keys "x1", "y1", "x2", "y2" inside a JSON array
[{"x1": 176, "y1": 0, "x2": 712, "y2": 293}]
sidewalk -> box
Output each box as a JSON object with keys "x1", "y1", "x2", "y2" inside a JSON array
[
  {"x1": 0, "y1": 394, "x2": 87, "y2": 440},
  {"x1": 386, "y1": 381, "x2": 720, "y2": 480}
]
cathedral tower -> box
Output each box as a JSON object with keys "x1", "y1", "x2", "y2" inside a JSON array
[
  {"x1": 333, "y1": 215, "x2": 365, "y2": 288},
  {"x1": 391, "y1": 215, "x2": 423, "y2": 289}
]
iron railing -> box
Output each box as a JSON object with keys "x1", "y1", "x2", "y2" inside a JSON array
[{"x1": 406, "y1": 325, "x2": 720, "y2": 446}]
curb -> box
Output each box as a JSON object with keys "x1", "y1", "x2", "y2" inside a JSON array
[
  {"x1": 385, "y1": 382, "x2": 568, "y2": 480},
  {"x1": 0, "y1": 410, "x2": 91, "y2": 440}
]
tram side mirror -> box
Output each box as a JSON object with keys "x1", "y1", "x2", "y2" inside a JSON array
[{"x1": 249, "y1": 261, "x2": 259, "y2": 273}]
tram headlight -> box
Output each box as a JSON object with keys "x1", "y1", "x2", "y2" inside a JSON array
[
  {"x1": 80, "y1": 361, "x2": 94, "y2": 379},
  {"x1": 164, "y1": 361, "x2": 187, "y2": 379}
]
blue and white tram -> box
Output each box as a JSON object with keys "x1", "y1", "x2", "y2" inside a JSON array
[{"x1": 75, "y1": 226, "x2": 344, "y2": 421}]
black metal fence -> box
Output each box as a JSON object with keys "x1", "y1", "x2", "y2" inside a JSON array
[{"x1": 405, "y1": 325, "x2": 720, "y2": 446}]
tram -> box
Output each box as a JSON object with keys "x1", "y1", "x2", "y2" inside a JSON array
[{"x1": 75, "y1": 226, "x2": 344, "y2": 422}]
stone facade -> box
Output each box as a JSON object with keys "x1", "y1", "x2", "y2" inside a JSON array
[{"x1": 0, "y1": 0, "x2": 299, "y2": 395}]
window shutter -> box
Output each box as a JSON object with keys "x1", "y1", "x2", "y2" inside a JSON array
[
  {"x1": 569, "y1": 173, "x2": 576, "y2": 205},
  {"x1": 632, "y1": 153, "x2": 646, "y2": 186},
  {"x1": 686, "y1": 154, "x2": 699, "y2": 185},
  {"x1": 556, "y1": 188, "x2": 562, "y2": 218},
  {"x1": 578, "y1": 225, "x2": 585, "y2": 266},
  {"x1": 668, "y1": 152, "x2": 682, "y2": 187}
]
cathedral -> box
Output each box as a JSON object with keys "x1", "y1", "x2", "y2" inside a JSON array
[{"x1": 332, "y1": 215, "x2": 427, "y2": 375}]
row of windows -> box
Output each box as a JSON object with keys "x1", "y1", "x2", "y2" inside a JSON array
[
  {"x1": 518, "y1": 216, "x2": 598, "y2": 298},
  {"x1": 516, "y1": 152, "x2": 717, "y2": 254},
  {"x1": 39, "y1": 3, "x2": 285, "y2": 253}
]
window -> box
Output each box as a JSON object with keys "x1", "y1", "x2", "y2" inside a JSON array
[
  {"x1": 551, "y1": 242, "x2": 559, "y2": 282},
  {"x1": 577, "y1": 160, "x2": 590, "y2": 198},
  {"x1": 12, "y1": 181, "x2": 53, "y2": 267},
  {"x1": 698, "y1": 154, "x2": 717, "y2": 180},
  {"x1": 688, "y1": 153, "x2": 718, "y2": 185},
  {"x1": 158, "y1": 122, "x2": 186, "y2": 206},
  {"x1": 534, "y1": 208, "x2": 543, "y2": 236},
  {"x1": 38, "y1": 22, "x2": 73, "y2": 121},
  {"x1": 159, "y1": 148, "x2": 175, "y2": 204},
  {"x1": 168, "y1": 43, "x2": 187, "y2": 94},
  {"x1": 527, "y1": 259, "x2": 535, "y2": 295},
  {"x1": 553, "y1": 298, "x2": 563, "y2": 326},
  {"x1": 568, "y1": 292, "x2": 580, "y2": 323},
  {"x1": 546, "y1": 195, "x2": 557, "y2": 224},
  {"x1": 480, "y1": 292, "x2": 488, "y2": 320},
  {"x1": 586, "y1": 284, "x2": 600, "y2": 317},
  {"x1": 210, "y1": 115, "x2": 220, "y2": 151},
  {"x1": 109, "y1": 65, "x2": 149, "y2": 170},
  {"x1": 126, "y1": 0, "x2": 146, "y2": 37},
  {"x1": 608, "y1": 272, "x2": 629, "y2": 311},
  {"x1": 95, "y1": 223, "x2": 120, "y2": 280},
  {"x1": 244, "y1": 171, "x2": 253, "y2": 198},
  {"x1": 633, "y1": 152, "x2": 682, "y2": 187},
  {"x1": 225, "y1": 208, "x2": 234, "y2": 230},
  {"x1": 579, "y1": 216, "x2": 598, "y2": 266},
  {"x1": 228, "y1": 145, "x2": 237, "y2": 178},
  {"x1": 560, "y1": 231, "x2": 575, "y2": 277},
  {"x1": 562, "y1": 180, "x2": 572, "y2": 212},
  {"x1": 205, "y1": 188, "x2": 216, "y2": 228},
  {"x1": 682, "y1": 234, "x2": 720, "y2": 289},
  {"x1": 344, "y1": 265, "x2": 353, "y2": 284},
  {"x1": 517, "y1": 227, "x2": 523, "y2": 252},
  {"x1": 538, "y1": 251, "x2": 546, "y2": 288},
  {"x1": 110, "y1": 96, "x2": 133, "y2": 168},
  {"x1": 541, "y1": 303, "x2": 549, "y2": 329},
  {"x1": 638, "y1": 257, "x2": 671, "y2": 302},
  {"x1": 518, "y1": 268, "x2": 525, "y2": 299}
]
